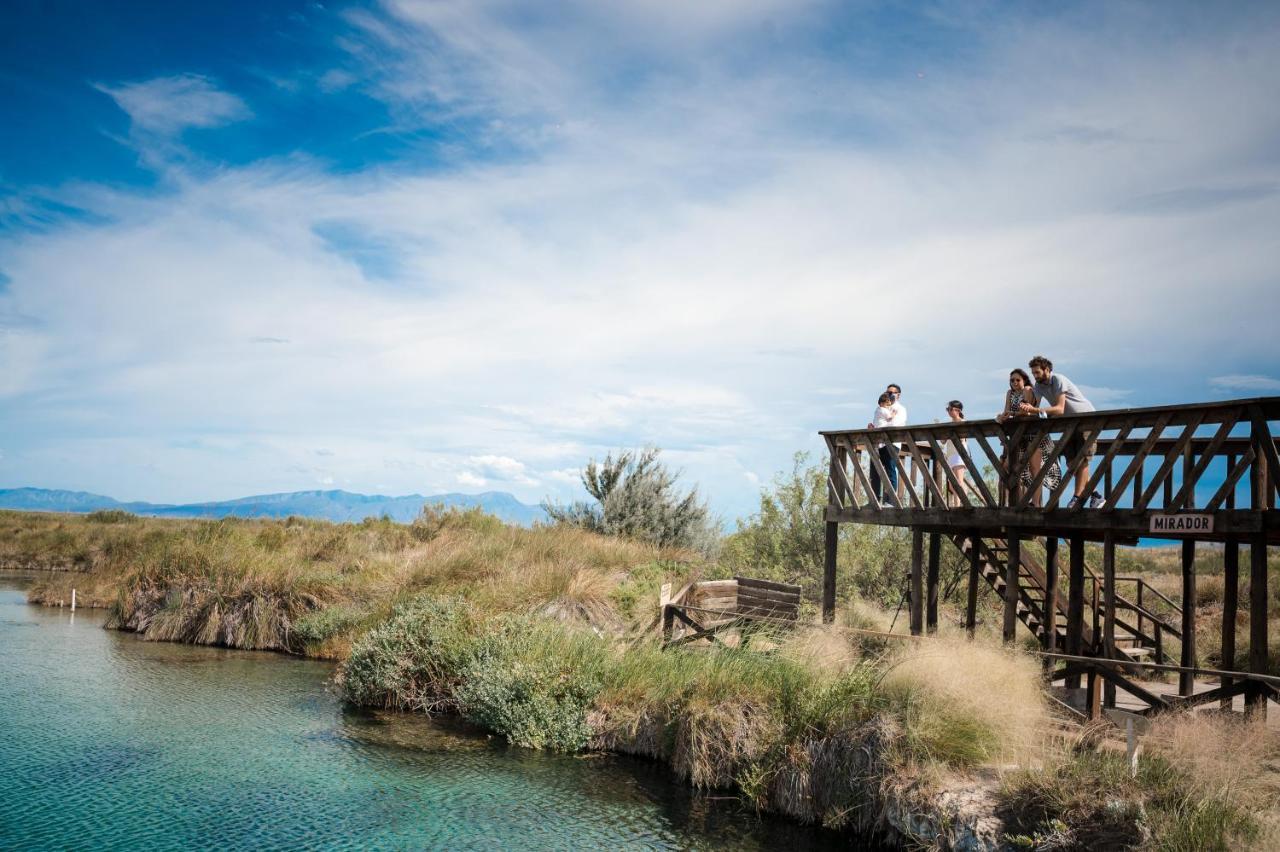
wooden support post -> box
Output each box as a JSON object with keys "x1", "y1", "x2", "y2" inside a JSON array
[
  {"x1": 1221, "y1": 539, "x2": 1239, "y2": 710},
  {"x1": 1066, "y1": 534, "x2": 1085, "y2": 690},
  {"x1": 1103, "y1": 533, "x2": 1117, "y2": 709},
  {"x1": 1004, "y1": 532, "x2": 1020, "y2": 644},
  {"x1": 1248, "y1": 534, "x2": 1269, "y2": 717},
  {"x1": 909, "y1": 528, "x2": 924, "y2": 636},
  {"x1": 822, "y1": 520, "x2": 838, "y2": 624},
  {"x1": 1043, "y1": 536, "x2": 1059, "y2": 653},
  {"x1": 1085, "y1": 667, "x2": 1102, "y2": 721},
  {"x1": 926, "y1": 532, "x2": 940, "y2": 634},
  {"x1": 966, "y1": 533, "x2": 981, "y2": 638},
  {"x1": 1180, "y1": 539, "x2": 1197, "y2": 697}
]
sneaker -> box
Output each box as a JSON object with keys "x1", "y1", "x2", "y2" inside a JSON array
[
  {"x1": 1087, "y1": 491, "x2": 1106, "y2": 509},
  {"x1": 1066, "y1": 495, "x2": 1081, "y2": 509}
]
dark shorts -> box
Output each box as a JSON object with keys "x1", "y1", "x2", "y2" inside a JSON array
[{"x1": 1064, "y1": 428, "x2": 1097, "y2": 464}]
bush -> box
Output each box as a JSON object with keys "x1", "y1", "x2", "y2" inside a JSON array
[
  {"x1": 543, "y1": 447, "x2": 716, "y2": 552},
  {"x1": 457, "y1": 617, "x2": 609, "y2": 751},
  {"x1": 338, "y1": 596, "x2": 480, "y2": 713},
  {"x1": 410, "y1": 503, "x2": 505, "y2": 542},
  {"x1": 86, "y1": 509, "x2": 137, "y2": 524}
]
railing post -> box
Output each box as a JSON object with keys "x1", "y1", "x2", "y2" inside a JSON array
[
  {"x1": 926, "y1": 532, "x2": 940, "y2": 634},
  {"x1": 1004, "y1": 531, "x2": 1020, "y2": 644},
  {"x1": 1136, "y1": 582, "x2": 1145, "y2": 643},
  {"x1": 1180, "y1": 539, "x2": 1197, "y2": 697},
  {"x1": 909, "y1": 528, "x2": 924, "y2": 636},
  {"x1": 822, "y1": 520, "x2": 838, "y2": 624},
  {"x1": 1066, "y1": 534, "x2": 1085, "y2": 690},
  {"x1": 1221, "y1": 539, "x2": 1239, "y2": 710}
]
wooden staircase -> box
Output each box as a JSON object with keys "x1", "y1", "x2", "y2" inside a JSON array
[{"x1": 950, "y1": 535, "x2": 1179, "y2": 664}]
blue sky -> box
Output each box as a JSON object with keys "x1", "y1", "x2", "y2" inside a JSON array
[{"x1": 1, "y1": 0, "x2": 1278, "y2": 520}]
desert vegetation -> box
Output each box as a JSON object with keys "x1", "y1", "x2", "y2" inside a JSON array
[{"x1": 4, "y1": 448, "x2": 1280, "y2": 849}]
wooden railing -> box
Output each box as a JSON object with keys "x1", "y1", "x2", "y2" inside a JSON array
[{"x1": 821, "y1": 396, "x2": 1280, "y2": 538}]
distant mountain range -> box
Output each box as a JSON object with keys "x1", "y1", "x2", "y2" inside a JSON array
[{"x1": 0, "y1": 487, "x2": 547, "y2": 526}]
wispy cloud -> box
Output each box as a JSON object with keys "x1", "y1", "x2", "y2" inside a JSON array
[
  {"x1": 1210, "y1": 375, "x2": 1280, "y2": 392},
  {"x1": 96, "y1": 74, "x2": 250, "y2": 137}
]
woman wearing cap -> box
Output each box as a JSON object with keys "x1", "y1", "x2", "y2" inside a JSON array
[{"x1": 944, "y1": 400, "x2": 970, "y2": 505}]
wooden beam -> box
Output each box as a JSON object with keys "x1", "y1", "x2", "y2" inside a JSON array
[
  {"x1": 1221, "y1": 540, "x2": 1239, "y2": 710},
  {"x1": 966, "y1": 532, "x2": 981, "y2": 638},
  {"x1": 1135, "y1": 412, "x2": 1208, "y2": 512},
  {"x1": 1067, "y1": 534, "x2": 1085, "y2": 689},
  {"x1": 1205, "y1": 449, "x2": 1255, "y2": 511},
  {"x1": 926, "y1": 532, "x2": 941, "y2": 634},
  {"x1": 1180, "y1": 539, "x2": 1197, "y2": 696},
  {"x1": 1043, "y1": 536, "x2": 1059, "y2": 653},
  {"x1": 1004, "y1": 532, "x2": 1020, "y2": 644},
  {"x1": 951, "y1": 435, "x2": 997, "y2": 507},
  {"x1": 1248, "y1": 533, "x2": 1269, "y2": 717},
  {"x1": 1100, "y1": 413, "x2": 1174, "y2": 512},
  {"x1": 822, "y1": 520, "x2": 837, "y2": 624},
  {"x1": 909, "y1": 528, "x2": 924, "y2": 636},
  {"x1": 1168, "y1": 415, "x2": 1238, "y2": 511}
]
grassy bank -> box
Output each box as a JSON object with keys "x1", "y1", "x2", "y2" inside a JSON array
[{"x1": 4, "y1": 508, "x2": 1279, "y2": 849}]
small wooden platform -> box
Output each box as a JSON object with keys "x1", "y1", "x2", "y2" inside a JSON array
[{"x1": 661, "y1": 577, "x2": 801, "y2": 648}]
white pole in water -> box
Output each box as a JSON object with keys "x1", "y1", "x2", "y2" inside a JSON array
[{"x1": 71, "y1": 589, "x2": 77, "y2": 611}]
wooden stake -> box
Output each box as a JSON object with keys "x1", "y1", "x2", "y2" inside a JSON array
[{"x1": 1043, "y1": 536, "x2": 1059, "y2": 653}]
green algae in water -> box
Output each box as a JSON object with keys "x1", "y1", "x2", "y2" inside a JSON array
[{"x1": 0, "y1": 581, "x2": 868, "y2": 850}]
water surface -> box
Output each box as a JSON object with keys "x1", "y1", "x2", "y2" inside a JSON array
[{"x1": 0, "y1": 577, "x2": 858, "y2": 850}]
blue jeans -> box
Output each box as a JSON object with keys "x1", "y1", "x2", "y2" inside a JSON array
[{"x1": 869, "y1": 445, "x2": 898, "y2": 501}]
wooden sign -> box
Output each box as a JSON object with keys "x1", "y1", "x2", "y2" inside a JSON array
[{"x1": 1149, "y1": 513, "x2": 1213, "y2": 534}]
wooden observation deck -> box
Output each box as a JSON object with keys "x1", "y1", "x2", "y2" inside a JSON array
[{"x1": 819, "y1": 396, "x2": 1280, "y2": 721}]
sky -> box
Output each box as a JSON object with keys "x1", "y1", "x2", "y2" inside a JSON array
[{"x1": 1, "y1": 0, "x2": 1278, "y2": 521}]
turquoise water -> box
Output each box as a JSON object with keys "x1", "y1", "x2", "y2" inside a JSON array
[{"x1": 0, "y1": 579, "x2": 857, "y2": 850}]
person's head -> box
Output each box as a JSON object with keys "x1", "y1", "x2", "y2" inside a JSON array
[
  {"x1": 878, "y1": 392, "x2": 894, "y2": 408},
  {"x1": 1028, "y1": 355, "x2": 1053, "y2": 383},
  {"x1": 1009, "y1": 368, "x2": 1032, "y2": 390},
  {"x1": 886, "y1": 383, "x2": 902, "y2": 400},
  {"x1": 946, "y1": 400, "x2": 964, "y2": 420}
]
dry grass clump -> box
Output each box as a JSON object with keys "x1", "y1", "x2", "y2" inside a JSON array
[
  {"x1": 880, "y1": 639, "x2": 1051, "y2": 769},
  {"x1": 1001, "y1": 712, "x2": 1280, "y2": 851},
  {"x1": 5, "y1": 508, "x2": 697, "y2": 652}
]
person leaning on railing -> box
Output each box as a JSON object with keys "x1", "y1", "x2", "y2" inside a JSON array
[
  {"x1": 1020, "y1": 355, "x2": 1105, "y2": 509},
  {"x1": 997, "y1": 368, "x2": 1062, "y2": 506}
]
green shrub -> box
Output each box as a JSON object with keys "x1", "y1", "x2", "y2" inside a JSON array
[
  {"x1": 457, "y1": 617, "x2": 609, "y2": 751},
  {"x1": 86, "y1": 509, "x2": 138, "y2": 524},
  {"x1": 338, "y1": 596, "x2": 480, "y2": 713}
]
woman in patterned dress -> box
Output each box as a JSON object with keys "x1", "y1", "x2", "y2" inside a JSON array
[{"x1": 997, "y1": 369, "x2": 1061, "y2": 503}]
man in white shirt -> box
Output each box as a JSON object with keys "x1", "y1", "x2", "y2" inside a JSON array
[{"x1": 867, "y1": 384, "x2": 907, "y2": 502}]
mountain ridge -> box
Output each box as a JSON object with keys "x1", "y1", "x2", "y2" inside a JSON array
[{"x1": 0, "y1": 486, "x2": 546, "y2": 526}]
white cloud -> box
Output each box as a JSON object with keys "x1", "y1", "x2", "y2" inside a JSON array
[
  {"x1": 96, "y1": 74, "x2": 250, "y2": 136},
  {"x1": 1209, "y1": 375, "x2": 1280, "y2": 392},
  {"x1": 456, "y1": 471, "x2": 487, "y2": 488}
]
